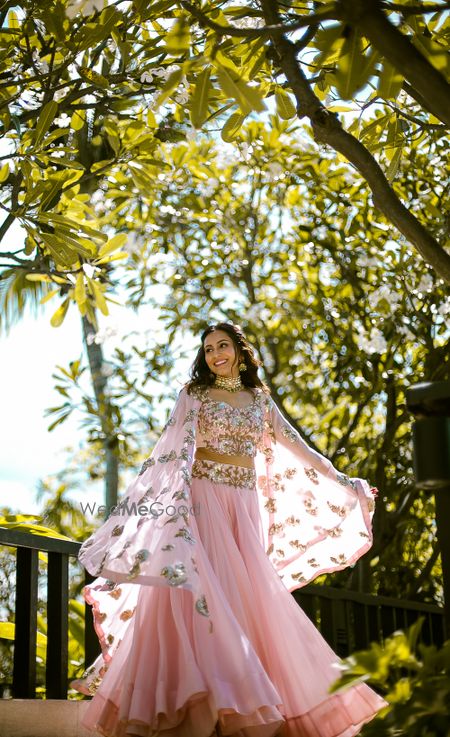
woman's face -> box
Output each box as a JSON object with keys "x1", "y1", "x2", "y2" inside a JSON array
[{"x1": 203, "y1": 329, "x2": 241, "y2": 378}]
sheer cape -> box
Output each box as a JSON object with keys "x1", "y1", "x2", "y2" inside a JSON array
[{"x1": 73, "y1": 384, "x2": 377, "y2": 696}]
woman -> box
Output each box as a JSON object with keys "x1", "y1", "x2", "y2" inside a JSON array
[{"x1": 72, "y1": 322, "x2": 386, "y2": 737}]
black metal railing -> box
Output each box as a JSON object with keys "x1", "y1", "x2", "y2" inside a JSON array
[
  {"x1": 0, "y1": 528, "x2": 445, "y2": 698},
  {"x1": 293, "y1": 585, "x2": 445, "y2": 657},
  {"x1": 0, "y1": 528, "x2": 100, "y2": 699}
]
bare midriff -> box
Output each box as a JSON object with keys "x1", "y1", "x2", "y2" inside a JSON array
[{"x1": 194, "y1": 447, "x2": 254, "y2": 469}]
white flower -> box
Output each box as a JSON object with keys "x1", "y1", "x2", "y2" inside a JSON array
[
  {"x1": 397, "y1": 324, "x2": 415, "y2": 341},
  {"x1": 140, "y1": 70, "x2": 154, "y2": 84},
  {"x1": 368, "y1": 285, "x2": 401, "y2": 311},
  {"x1": 65, "y1": 0, "x2": 105, "y2": 19},
  {"x1": 32, "y1": 50, "x2": 49, "y2": 74},
  {"x1": 86, "y1": 325, "x2": 118, "y2": 346},
  {"x1": 266, "y1": 161, "x2": 283, "y2": 180},
  {"x1": 82, "y1": 263, "x2": 96, "y2": 278},
  {"x1": 174, "y1": 90, "x2": 189, "y2": 105},
  {"x1": 416, "y1": 273, "x2": 434, "y2": 294},
  {"x1": 356, "y1": 326, "x2": 387, "y2": 355},
  {"x1": 437, "y1": 299, "x2": 450, "y2": 318},
  {"x1": 53, "y1": 88, "x2": 67, "y2": 102},
  {"x1": 53, "y1": 113, "x2": 71, "y2": 128},
  {"x1": 230, "y1": 16, "x2": 264, "y2": 29},
  {"x1": 357, "y1": 254, "x2": 379, "y2": 270}
]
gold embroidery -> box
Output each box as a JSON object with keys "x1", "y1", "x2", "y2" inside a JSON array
[
  {"x1": 157, "y1": 449, "x2": 177, "y2": 463},
  {"x1": 196, "y1": 386, "x2": 263, "y2": 458},
  {"x1": 303, "y1": 498, "x2": 318, "y2": 515},
  {"x1": 195, "y1": 594, "x2": 210, "y2": 617},
  {"x1": 264, "y1": 497, "x2": 277, "y2": 513},
  {"x1": 285, "y1": 467, "x2": 297, "y2": 479},
  {"x1": 138, "y1": 456, "x2": 155, "y2": 475},
  {"x1": 268, "y1": 522, "x2": 284, "y2": 536},
  {"x1": 108, "y1": 587, "x2": 122, "y2": 599},
  {"x1": 160, "y1": 562, "x2": 188, "y2": 585},
  {"x1": 285, "y1": 514, "x2": 301, "y2": 526},
  {"x1": 191, "y1": 458, "x2": 256, "y2": 489},
  {"x1": 119, "y1": 608, "x2": 135, "y2": 621},
  {"x1": 281, "y1": 425, "x2": 298, "y2": 443},
  {"x1": 111, "y1": 525, "x2": 124, "y2": 537},
  {"x1": 175, "y1": 526, "x2": 196, "y2": 544},
  {"x1": 304, "y1": 467, "x2": 319, "y2": 484},
  {"x1": 290, "y1": 540, "x2": 307, "y2": 552},
  {"x1": 307, "y1": 557, "x2": 320, "y2": 567},
  {"x1": 327, "y1": 501, "x2": 348, "y2": 517},
  {"x1": 330, "y1": 553, "x2": 347, "y2": 565},
  {"x1": 292, "y1": 572, "x2": 307, "y2": 582}
]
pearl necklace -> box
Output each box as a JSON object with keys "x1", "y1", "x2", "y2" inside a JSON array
[{"x1": 213, "y1": 375, "x2": 243, "y2": 392}]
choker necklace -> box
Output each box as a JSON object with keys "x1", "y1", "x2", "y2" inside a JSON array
[{"x1": 213, "y1": 375, "x2": 243, "y2": 392}]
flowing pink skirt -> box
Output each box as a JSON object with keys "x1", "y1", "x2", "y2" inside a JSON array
[{"x1": 79, "y1": 468, "x2": 386, "y2": 737}]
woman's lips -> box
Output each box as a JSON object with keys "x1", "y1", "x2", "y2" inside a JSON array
[{"x1": 214, "y1": 360, "x2": 227, "y2": 366}]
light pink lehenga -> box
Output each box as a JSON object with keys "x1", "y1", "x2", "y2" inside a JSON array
[{"x1": 72, "y1": 385, "x2": 386, "y2": 737}]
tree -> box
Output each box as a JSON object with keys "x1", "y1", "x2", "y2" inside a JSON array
[
  {"x1": 0, "y1": 0, "x2": 449, "y2": 326},
  {"x1": 45, "y1": 119, "x2": 448, "y2": 599}
]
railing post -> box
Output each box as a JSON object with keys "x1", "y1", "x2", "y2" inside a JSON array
[
  {"x1": 12, "y1": 547, "x2": 39, "y2": 698},
  {"x1": 46, "y1": 552, "x2": 69, "y2": 698},
  {"x1": 406, "y1": 381, "x2": 450, "y2": 640}
]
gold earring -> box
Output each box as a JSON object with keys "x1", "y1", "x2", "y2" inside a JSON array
[{"x1": 239, "y1": 362, "x2": 246, "y2": 372}]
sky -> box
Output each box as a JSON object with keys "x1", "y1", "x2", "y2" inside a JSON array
[{"x1": 0, "y1": 222, "x2": 185, "y2": 518}]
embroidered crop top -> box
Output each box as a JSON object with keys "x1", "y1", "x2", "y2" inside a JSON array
[
  {"x1": 195, "y1": 387, "x2": 264, "y2": 458},
  {"x1": 192, "y1": 385, "x2": 349, "y2": 486}
]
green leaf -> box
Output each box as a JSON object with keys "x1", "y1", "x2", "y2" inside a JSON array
[
  {"x1": 334, "y1": 33, "x2": 378, "y2": 99},
  {"x1": 88, "y1": 278, "x2": 109, "y2": 316},
  {"x1": 50, "y1": 298, "x2": 70, "y2": 327},
  {"x1": 97, "y1": 232, "x2": 128, "y2": 258},
  {"x1": 39, "y1": 288, "x2": 60, "y2": 305},
  {"x1": 40, "y1": 233, "x2": 79, "y2": 267},
  {"x1": 0, "y1": 163, "x2": 9, "y2": 182},
  {"x1": 386, "y1": 145, "x2": 402, "y2": 182},
  {"x1": 35, "y1": 101, "x2": 58, "y2": 147},
  {"x1": 221, "y1": 111, "x2": 247, "y2": 142},
  {"x1": 165, "y1": 15, "x2": 191, "y2": 54},
  {"x1": 78, "y1": 66, "x2": 109, "y2": 89},
  {"x1": 0, "y1": 621, "x2": 47, "y2": 645},
  {"x1": 216, "y1": 65, "x2": 266, "y2": 115},
  {"x1": 275, "y1": 88, "x2": 297, "y2": 120},
  {"x1": 152, "y1": 67, "x2": 184, "y2": 110},
  {"x1": 74, "y1": 273, "x2": 86, "y2": 307},
  {"x1": 70, "y1": 109, "x2": 86, "y2": 131},
  {"x1": 378, "y1": 61, "x2": 404, "y2": 100},
  {"x1": 190, "y1": 67, "x2": 211, "y2": 129}
]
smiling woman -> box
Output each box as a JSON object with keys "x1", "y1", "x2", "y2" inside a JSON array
[{"x1": 73, "y1": 321, "x2": 385, "y2": 737}]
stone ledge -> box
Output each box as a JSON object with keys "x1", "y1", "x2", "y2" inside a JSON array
[{"x1": 0, "y1": 699, "x2": 93, "y2": 737}]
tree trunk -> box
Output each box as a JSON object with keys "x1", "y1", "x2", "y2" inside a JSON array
[{"x1": 82, "y1": 314, "x2": 119, "y2": 513}]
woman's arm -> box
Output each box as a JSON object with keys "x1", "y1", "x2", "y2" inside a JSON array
[{"x1": 269, "y1": 396, "x2": 356, "y2": 488}]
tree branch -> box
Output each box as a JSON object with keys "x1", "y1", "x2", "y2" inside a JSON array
[
  {"x1": 339, "y1": 0, "x2": 450, "y2": 127},
  {"x1": 180, "y1": 0, "x2": 340, "y2": 38},
  {"x1": 382, "y1": 1, "x2": 450, "y2": 14},
  {"x1": 259, "y1": 0, "x2": 450, "y2": 284}
]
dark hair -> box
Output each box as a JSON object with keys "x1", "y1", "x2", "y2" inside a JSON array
[{"x1": 185, "y1": 322, "x2": 270, "y2": 395}]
